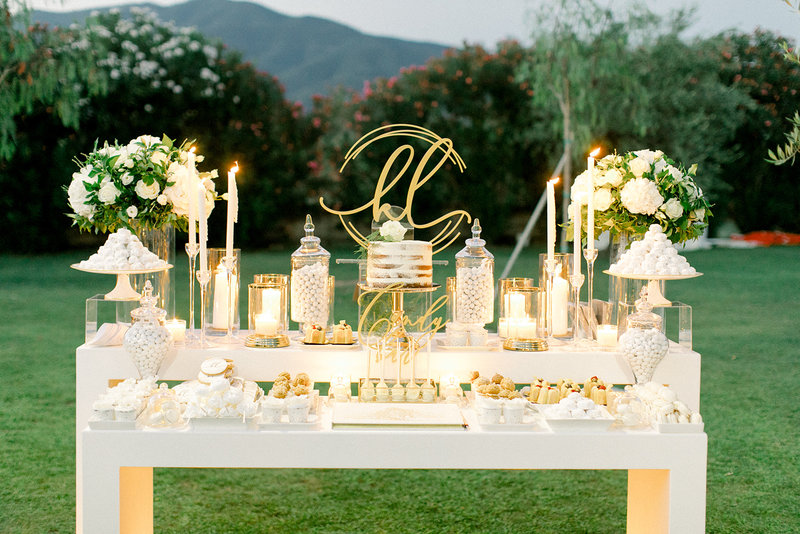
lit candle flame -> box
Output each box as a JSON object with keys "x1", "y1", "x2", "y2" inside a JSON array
[
  {"x1": 549, "y1": 176, "x2": 560, "y2": 185},
  {"x1": 589, "y1": 147, "x2": 601, "y2": 158},
  {"x1": 230, "y1": 162, "x2": 239, "y2": 173},
  {"x1": 189, "y1": 146, "x2": 197, "y2": 154}
]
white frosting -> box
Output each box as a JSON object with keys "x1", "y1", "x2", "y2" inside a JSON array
[{"x1": 366, "y1": 240, "x2": 432, "y2": 287}]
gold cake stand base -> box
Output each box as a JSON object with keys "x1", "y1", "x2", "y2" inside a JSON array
[
  {"x1": 503, "y1": 337, "x2": 549, "y2": 352},
  {"x1": 245, "y1": 334, "x2": 290, "y2": 348}
]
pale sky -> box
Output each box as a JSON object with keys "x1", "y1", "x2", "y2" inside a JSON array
[{"x1": 31, "y1": 0, "x2": 800, "y2": 46}]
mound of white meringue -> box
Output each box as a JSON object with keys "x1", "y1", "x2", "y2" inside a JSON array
[
  {"x1": 609, "y1": 225, "x2": 696, "y2": 276},
  {"x1": 79, "y1": 228, "x2": 167, "y2": 271}
]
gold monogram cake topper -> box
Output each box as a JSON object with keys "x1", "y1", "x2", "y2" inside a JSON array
[{"x1": 319, "y1": 124, "x2": 471, "y2": 254}]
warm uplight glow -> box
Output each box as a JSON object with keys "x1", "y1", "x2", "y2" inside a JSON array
[{"x1": 589, "y1": 147, "x2": 601, "y2": 158}]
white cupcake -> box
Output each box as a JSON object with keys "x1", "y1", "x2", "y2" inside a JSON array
[
  {"x1": 261, "y1": 396, "x2": 284, "y2": 423},
  {"x1": 92, "y1": 399, "x2": 115, "y2": 420},
  {"x1": 287, "y1": 395, "x2": 310, "y2": 423},
  {"x1": 503, "y1": 398, "x2": 527, "y2": 424}
]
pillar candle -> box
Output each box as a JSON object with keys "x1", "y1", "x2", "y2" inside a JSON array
[
  {"x1": 225, "y1": 164, "x2": 239, "y2": 259},
  {"x1": 212, "y1": 267, "x2": 229, "y2": 329},
  {"x1": 597, "y1": 324, "x2": 618, "y2": 347},
  {"x1": 552, "y1": 275, "x2": 569, "y2": 335},
  {"x1": 508, "y1": 292, "x2": 525, "y2": 320},
  {"x1": 254, "y1": 313, "x2": 278, "y2": 336}
]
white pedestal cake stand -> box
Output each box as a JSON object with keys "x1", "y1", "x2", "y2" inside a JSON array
[
  {"x1": 70, "y1": 264, "x2": 174, "y2": 300},
  {"x1": 603, "y1": 271, "x2": 703, "y2": 306}
]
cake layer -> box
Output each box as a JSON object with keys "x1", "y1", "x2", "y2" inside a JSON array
[{"x1": 366, "y1": 240, "x2": 433, "y2": 288}]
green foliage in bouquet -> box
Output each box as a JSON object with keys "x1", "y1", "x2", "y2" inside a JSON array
[
  {"x1": 569, "y1": 150, "x2": 712, "y2": 244},
  {"x1": 65, "y1": 134, "x2": 218, "y2": 233}
]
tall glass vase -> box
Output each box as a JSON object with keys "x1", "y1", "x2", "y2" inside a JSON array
[
  {"x1": 608, "y1": 230, "x2": 651, "y2": 330},
  {"x1": 132, "y1": 223, "x2": 176, "y2": 319}
]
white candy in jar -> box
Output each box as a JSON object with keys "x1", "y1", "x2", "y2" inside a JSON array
[
  {"x1": 618, "y1": 327, "x2": 669, "y2": 383},
  {"x1": 123, "y1": 322, "x2": 172, "y2": 378},
  {"x1": 290, "y1": 262, "x2": 329, "y2": 326},
  {"x1": 456, "y1": 265, "x2": 493, "y2": 324}
]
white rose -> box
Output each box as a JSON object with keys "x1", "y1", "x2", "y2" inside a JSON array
[
  {"x1": 690, "y1": 208, "x2": 705, "y2": 221},
  {"x1": 619, "y1": 178, "x2": 664, "y2": 215},
  {"x1": 596, "y1": 168, "x2": 623, "y2": 187},
  {"x1": 121, "y1": 172, "x2": 134, "y2": 185},
  {"x1": 665, "y1": 165, "x2": 683, "y2": 182},
  {"x1": 628, "y1": 157, "x2": 651, "y2": 178},
  {"x1": 653, "y1": 158, "x2": 668, "y2": 174},
  {"x1": 134, "y1": 135, "x2": 161, "y2": 148},
  {"x1": 68, "y1": 166, "x2": 96, "y2": 218},
  {"x1": 162, "y1": 162, "x2": 192, "y2": 216},
  {"x1": 150, "y1": 149, "x2": 167, "y2": 165},
  {"x1": 127, "y1": 205, "x2": 138, "y2": 218},
  {"x1": 97, "y1": 181, "x2": 121, "y2": 204},
  {"x1": 156, "y1": 194, "x2": 168, "y2": 205},
  {"x1": 593, "y1": 188, "x2": 613, "y2": 211},
  {"x1": 379, "y1": 220, "x2": 406, "y2": 242},
  {"x1": 661, "y1": 198, "x2": 684, "y2": 220},
  {"x1": 135, "y1": 179, "x2": 160, "y2": 199}
]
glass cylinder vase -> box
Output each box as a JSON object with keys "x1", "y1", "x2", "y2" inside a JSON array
[
  {"x1": 203, "y1": 248, "x2": 241, "y2": 336},
  {"x1": 538, "y1": 253, "x2": 572, "y2": 338},
  {"x1": 246, "y1": 274, "x2": 289, "y2": 348},
  {"x1": 132, "y1": 223, "x2": 175, "y2": 318},
  {"x1": 497, "y1": 278, "x2": 535, "y2": 339}
]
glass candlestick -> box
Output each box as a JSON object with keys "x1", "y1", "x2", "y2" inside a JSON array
[
  {"x1": 569, "y1": 273, "x2": 585, "y2": 345},
  {"x1": 184, "y1": 242, "x2": 199, "y2": 337},
  {"x1": 195, "y1": 268, "x2": 212, "y2": 348},
  {"x1": 583, "y1": 247, "x2": 599, "y2": 341}
]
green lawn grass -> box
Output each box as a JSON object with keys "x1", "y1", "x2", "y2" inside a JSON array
[{"x1": 1, "y1": 246, "x2": 798, "y2": 533}]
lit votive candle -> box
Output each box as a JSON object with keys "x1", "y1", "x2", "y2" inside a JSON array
[
  {"x1": 254, "y1": 313, "x2": 278, "y2": 336},
  {"x1": 165, "y1": 319, "x2": 186, "y2": 343},
  {"x1": 516, "y1": 319, "x2": 537, "y2": 339},
  {"x1": 597, "y1": 324, "x2": 618, "y2": 347}
]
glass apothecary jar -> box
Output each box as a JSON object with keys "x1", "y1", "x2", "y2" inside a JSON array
[
  {"x1": 617, "y1": 288, "x2": 669, "y2": 384},
  {"x1": 291, "y1": 215, "x2": 331, "y2": 334},
  {"x1": 123, "y1": 280, "x2": 172, "y2": 378},
  {"x1": 454, "y1": 219, "x2": 494, "y2": 325}
]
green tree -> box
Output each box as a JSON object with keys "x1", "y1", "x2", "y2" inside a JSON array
[{"x1": 0, "y1": 0, "x2": 105, "y2": 160}]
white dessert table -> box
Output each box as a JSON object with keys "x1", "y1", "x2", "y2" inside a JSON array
[{"x1": 76, "y1": 335, "x2": 706, "y2": 534}]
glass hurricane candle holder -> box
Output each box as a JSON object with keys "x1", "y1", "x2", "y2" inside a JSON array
[
  {"x1": 246, "y1": 274, "x2": 289, "y2": 348},
  {"x1": 498, "y1": 278, "x2": 535, "y2": 339},
  {"x1": 203, "y1": 248, "x2": 241, "y2": 337},
  {"x1": 501, "y1": 286, "x2": 546, "y2": 352}
]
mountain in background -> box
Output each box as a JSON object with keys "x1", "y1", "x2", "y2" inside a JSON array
[{"x1": 34, "y1": 0, "x2": 449, "y2": 105}]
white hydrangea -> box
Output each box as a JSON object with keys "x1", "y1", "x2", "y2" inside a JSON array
[{"x1": 620, "y1": 178, "x2": 664, "y2": 215}]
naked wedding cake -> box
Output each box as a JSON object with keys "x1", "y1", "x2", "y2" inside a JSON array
[{"x1": 366, "y1": 240, "x2": 433, "y2": 288}]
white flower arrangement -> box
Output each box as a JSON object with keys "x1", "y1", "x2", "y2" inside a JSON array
[
  {"x1": 570, "y1": 149, "x2": 711, "y2": 244},
  {"x1": 66, "y1": 134, "x2": 218, "y2": 233}
]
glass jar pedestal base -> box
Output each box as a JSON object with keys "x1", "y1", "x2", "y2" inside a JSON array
[{"x1": 502, "y1": 337, "x2": 548, "y2": 351}]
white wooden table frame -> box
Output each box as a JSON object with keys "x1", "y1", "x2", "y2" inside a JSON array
[{"x1": 76, "y1": 336, "x2": 706, "y2": 533}]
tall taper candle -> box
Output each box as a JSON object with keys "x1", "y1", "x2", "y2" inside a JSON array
[
  {"x1": 587, "y1": 147, "x2": 600, "y2": 252},
  {"x1": 187, "y1": 147, "x2": 197, "y2": 247},
  {"x1": 225, "y1": 163, "x2": 239, "y2": 259},
  {"x1": 547, "y1": 177, "x2": 559, "y2": 265},
  {"x1": 198, "y1": 183, "x2": 208, "y2": 272},
  {"x1": 573, "y1": 199, "x2": 581, "y2": 277}
]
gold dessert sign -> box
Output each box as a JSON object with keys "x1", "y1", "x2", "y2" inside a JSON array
[
  {"x1": 319, "y1": 124, "x2": 471, "y2": 358},
  {"x1": 319, "y1": 123, "x2": 471, "y2": 254}
]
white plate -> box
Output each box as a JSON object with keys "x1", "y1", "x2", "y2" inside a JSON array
[
  {"x1": 544, "y1": 416, "x2": 615, "y2": 433},
  {"x1": 603, "y1": 270, "x2": 703, "y2": 281},
  {"x1": 435, "y1": 340, "x2": 500, "y2": 351},
  {"x1": 189, "y1": 416, "x2": 257, "y2": 431},
  {"x1": 477, "y1": 414, "x2": 547, "y2": 431},
  {"x1": 88, "y1": 416, "x2": 137, "y2": 430},
  {"x1": 70, "y1": 264, "x2": 173, "y2": 275},
  {"x1": 657, "y1": 422, "x2": 704, "y2": 433},
  {"x1": 257, "y1": 414, "x2": 322, "y2": 430}
]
